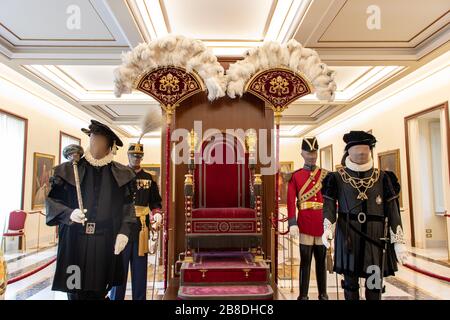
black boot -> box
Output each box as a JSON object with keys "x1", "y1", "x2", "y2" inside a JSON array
[
  {"x1": 364, "y1": 276, "x2": 385, "y2": 300},
  {"x1": 342, "y1": 276, "x2": 360, "y2": 300},
  {"x1": 344, "y1": 288, "x2": 360, "y2": 300},
  {"x1": 365, "y1": 287, "x2": 382, "y2": 300},
  {"x1": 297, "y1": 244, "x2": 313, "y2": 300},
  {"x1": 313, "y1": 244, "x2": 328, "y2": 300}
]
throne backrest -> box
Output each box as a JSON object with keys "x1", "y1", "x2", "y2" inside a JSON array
[{"x1": 194, "y1": 133, "x2": 251, "y2": 208}]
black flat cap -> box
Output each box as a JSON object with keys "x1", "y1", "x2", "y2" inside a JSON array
[
  {"x1": 301, "y1": 137, "x2": 319, "y2": 152},
  {"x1": 343, "y1": 131, "x2": 376, "y2": 151},
  {"x1": 81, "y1": 120, "x2": 123, "y2": 147}
]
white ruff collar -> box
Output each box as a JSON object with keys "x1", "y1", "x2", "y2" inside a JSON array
[
  {"x1": 345, "y1": 156, "x2": 373, "y2": 172},
  {"x1": 84, "y1": 148, "x2": 113, "y2": 167}
]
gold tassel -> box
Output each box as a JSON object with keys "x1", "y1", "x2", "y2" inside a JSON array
[{"x1": 138, "y1": 216, "x2": 149, "y2": 256}]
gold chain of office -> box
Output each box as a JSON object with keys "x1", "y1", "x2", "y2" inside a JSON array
[{"x1": 338, "y1": 167, "x2": 380, "y2": 200}]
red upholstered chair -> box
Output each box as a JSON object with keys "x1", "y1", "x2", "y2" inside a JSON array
[
  {"x1": 3, "y1": 210, "x2": 27, "y2": 252},
  {"x1": 184, "y1": 132, "x2": 263, "y2": 261}
]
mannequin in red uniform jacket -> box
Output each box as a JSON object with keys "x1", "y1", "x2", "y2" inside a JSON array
[{"x1": 287, "y1": 137, "x2": 328, "y2": 300}]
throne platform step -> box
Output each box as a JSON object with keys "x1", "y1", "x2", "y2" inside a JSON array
[
  {"x1": 180, "y1": 251, "x2": 269, "y2": 285},
  {"x1": 177, "y1": 284, "x2": 274, "y2": 300}
]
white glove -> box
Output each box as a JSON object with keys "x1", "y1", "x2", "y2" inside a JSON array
[
  {"x1": 114, "y1": 234, "x2": 128, "y2": 255},
  {"x1": 394, "y1": 243, "x2": 409, "y2": 265},
  {"x1": 152, "y1": 212, "x2": 162, "y2": 228},
  {"x1": 70, "y1": 209, "x2": 87, "y2": 224},
  {"x1": 289, "y1": 225, "x2": 299, "y2": 238},
  {"x1": 322, "y1": 218, "x2": 333, "y2": 249}
]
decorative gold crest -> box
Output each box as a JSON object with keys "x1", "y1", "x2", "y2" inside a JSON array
[
  {"x1": 269, "y1": 75, "x2": 290, "y2": 96},
  {"x1": 159, "y1": 73, "x2": 180, "y2": 94}
]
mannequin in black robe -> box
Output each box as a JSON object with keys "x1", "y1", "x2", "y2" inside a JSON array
[
  {"x1": 45, "y1": 120, "x2": 137, "y2": 300},
  {"x1": 321, "y1": 131, "x2": 408, "y2": 300}
]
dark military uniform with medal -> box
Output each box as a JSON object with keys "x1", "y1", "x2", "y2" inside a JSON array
[
  {"x1": 110, "y1": 143, "x2": 162, "y2": 300},
  {"x1": 322, "y1": 131, "x2": 404, "y2": 300}
]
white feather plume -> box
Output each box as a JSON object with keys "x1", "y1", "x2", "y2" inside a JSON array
[
  {"x1": 226, "y1": 39, "x2": 336, "y2": 101},
  {"x1": 138, "y1": 107, "x2": 162, "y2": 142},
  {"x1": 114, "y1": 35, "x2": 226, "y2": 101}
]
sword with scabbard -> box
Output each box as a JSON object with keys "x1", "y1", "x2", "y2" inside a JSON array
[{"x1": 151, "y1": 211, "x2": 163, "y2": 300}]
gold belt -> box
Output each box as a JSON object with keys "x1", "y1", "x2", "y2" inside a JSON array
[
  {"x1": 298, "y1": 201, "x2": 323, "y2": 210},
  {"x1": 135, "y1": 205, "x2": 150, "y2": 217}
]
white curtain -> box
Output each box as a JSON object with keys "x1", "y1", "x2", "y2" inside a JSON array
[
  {"x1": 0, "y1": 112, "x2": 26, "y2": 235},
  {"x1": 60, "y1": 134, "x2": 80, "y2": 164}
]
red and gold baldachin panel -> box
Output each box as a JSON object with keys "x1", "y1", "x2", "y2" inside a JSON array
[
  {"x1": 245, "y1": 68, "x2": 312, "y2": 110},
  {"x1": 134, "y1": 66, "x2": 204, "y2": 107}
]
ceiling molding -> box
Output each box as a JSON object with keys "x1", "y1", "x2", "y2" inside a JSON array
[
  {"x1": 0, "y1": 0, "x2": 448, "y2": 139},
  {"x1": 294, "y1": 0, "x2": 450, "y2": 60},
  {"x1": 128, "y1": 0, "x2": 312, "y2": 55},
  {"x1": 0, "y1": 0, "x2": 136, "y2": 60}
]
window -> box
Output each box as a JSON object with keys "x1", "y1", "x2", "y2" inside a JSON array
[
  {"x1": 59, "y1": 131, "x2": 81, "y2": 164},
  {"x1": 0, "y1": 110, "x2": 27, "y2": 234}
]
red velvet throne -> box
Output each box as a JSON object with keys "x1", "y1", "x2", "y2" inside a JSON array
[
  {"x1": 183, "y1": 132, "x2": 263, "y2": 259},
  {"x1": 113, "y1": 36, "x2": 335, "y2": 300},
  {"x1": 179, "y1": 130, "x2": 272, "y2": 299}
]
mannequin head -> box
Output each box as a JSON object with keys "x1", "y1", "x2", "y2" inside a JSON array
[
  {"x1": 82, "y1": 120, "x2": 123, "y2": 160},
  {"x1": 89, "y1": 133, "x2": 112, "y2": 160},
  {"x1": 347, "y1": 144, "x2": 371, "y2": 165},
  {"x1": 127, "y1": 143, "x2": 144, "y2": 171},
  {"x1": 342, "y1": 131, "x2": 376, "y2": 165},
  {"x1": 300, "y1": 137, "x2": 319, "y2": 167},
  {"x1": 128, "y1": 153, "x2": 143, "y2": 171},
  {"x1": 301, "y1": 150, "x2": 318, "y2": 167}
]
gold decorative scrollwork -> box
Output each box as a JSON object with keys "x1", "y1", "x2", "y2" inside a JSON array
[
  {"x1": 269, "y1": 76, "x2": 290, "y2": 96},
  {"x1": 159, "y1": 73, "x2": 180, "y2": 94}
]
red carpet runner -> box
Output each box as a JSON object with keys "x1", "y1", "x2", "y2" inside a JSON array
[{"x1": 178, "y1": 251, "x2": 273, "y2": 300}]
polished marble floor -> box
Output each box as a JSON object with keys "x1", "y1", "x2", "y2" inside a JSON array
[{"x1": 2, "y1": 244, "x2": 449, "y2": 300}]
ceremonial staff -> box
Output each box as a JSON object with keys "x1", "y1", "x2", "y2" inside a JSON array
[
  {"x1": 379, "y1": 217, "x2": 389, "y2": 300},
  {"x1": 63, "y1": 144, "x2": 85, "y2": 226}
]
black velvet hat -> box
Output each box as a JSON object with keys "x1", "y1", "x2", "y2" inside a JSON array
[
  {"x1": 81, "y1": 120, "x2": 123, "y2": 147},
  {"x1": 343, "y1": 131, "x2": 376, "y2": 151},
  {"x1": 301, "y1": 137, "x2": 319, "y2": 152}
]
